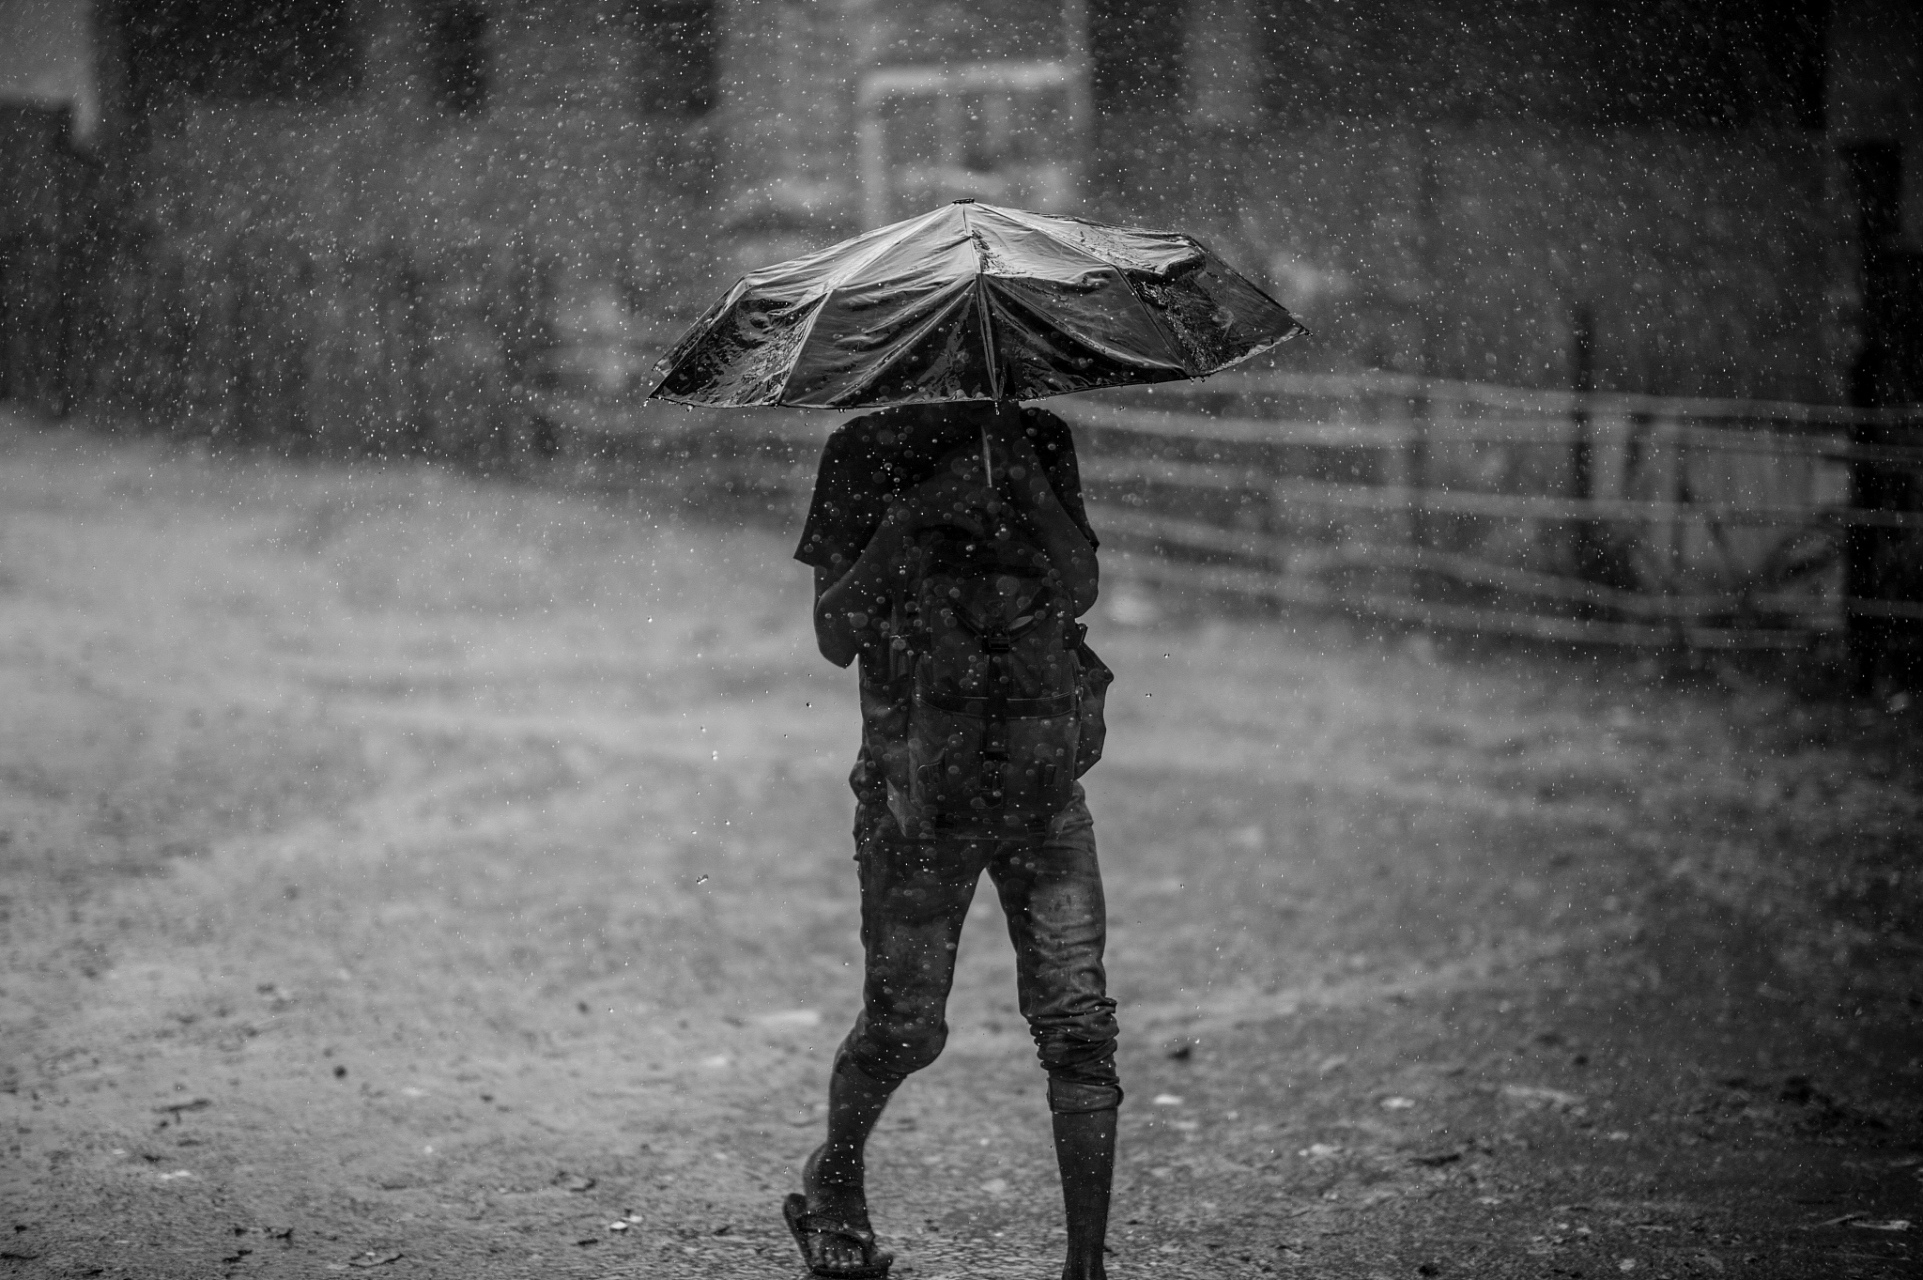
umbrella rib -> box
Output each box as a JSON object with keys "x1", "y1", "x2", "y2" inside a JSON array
[
  {"x1": 819, "y1": 205, "x2": 953, "y2": 293},
  {"x1": 985, "y1": 205, "x2": 1196, "y2": 377},
  {"x1": 773, "y1": 207, "x2": 974, "y2": 405},
  {"x1": 974, "y1": 275, "x2": 1003, "y2": 402},
  {"x1": 770, "y1": 291, "x2": 835, "y2": 407},
  {"x1": 1104, "y1": 261, "x2": 1200, "y2": 377},
  {"x1": 801, "y1": 281, "x2": 981, "y2": 407},
  {"x1": 770, "y1": 208, "x2": 958, "y2": 406},
  {"x1": 960, "y1": 203, "x2": 1004, "y2": 402},
  {"x1": 1008, "y1": 207, "x2": 1305, "y2": 371}
]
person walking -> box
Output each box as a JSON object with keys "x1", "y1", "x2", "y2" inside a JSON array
[
  {"x1": 785, "y1": 399, "x2": 1120, "y2": 1280},
  {"x1": 647, "y1": 198, "x2": 1299, "y2": 1275}
]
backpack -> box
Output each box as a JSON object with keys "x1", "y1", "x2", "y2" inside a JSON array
[{"x1": 865, "y1": 526, "x2": 1112, "y2": 839}]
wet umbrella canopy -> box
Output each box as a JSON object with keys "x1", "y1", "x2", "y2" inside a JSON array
[{"x1": 649, "y1": 200, "x2": 1305, "y2": 409}]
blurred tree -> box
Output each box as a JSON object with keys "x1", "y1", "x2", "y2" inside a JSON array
[
  {"x1": 632, "y1": 0, "x2": 717, "y2": 118},
  {"x1": 117, "y1": 0, "x2": 359, "y2": 109},
  {"x1": 421, "y1": 0, "x2": 488, "y2": 116},
  {"x1": 1090, "y1": 0, "x2": 1188, "y2": 116},
  {"x1": 1251, "y1": 0, "x2": 1829, "y2": 130},
  {"x1": 1590, "y1": 0, "x2": 1829, "y2": 130}
]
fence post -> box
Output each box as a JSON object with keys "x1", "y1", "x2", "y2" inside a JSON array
[
  {"x1": 1568, "y1": 304, "x2": 1607, "y2": 609},
  {"x1": 286, "y1": 251, "x2": 314, "y2": 446},
  {"x1": 54, "y1": 224, "x2": 78, "y2": 415},
  {"x1": 1665, "y1": 414, "x2": 1688, "y2": 630},
  {"x1": 1408, "y1": 388, "x2": 1431, "y2": 555},
  {"x1": 1635, "y1": 411, "x2": 1680, "y2": 601},
  {"x1": 0, "y1": 235, "x2": 13, "y2": 403},
  {"x1": 230, "y1": 244, "x2": 254, "y2": 444},
  {"x1": 1413, "y1": 127, "x2": 1440, "y2": 565},
  {"x1": 1374, "y1": 388, "x2": 1422, "y2": 615},
  {"x1": 1377, "y1": 388, "x2": 1412, "y2": 538},
  {"x1": 402, "y1": 254, "x2": 433, "y2": 453},
  {"x1": 164, "y1": 255, "x2": 190, "y2": 430},
  {"x1": 1842, "y1": 141, "x2": 1923, "y2": 690}
]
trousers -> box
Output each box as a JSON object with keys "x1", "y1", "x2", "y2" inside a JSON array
[{"x1": 835, "y1": 781, "x2": 1122, "y2": 1113}]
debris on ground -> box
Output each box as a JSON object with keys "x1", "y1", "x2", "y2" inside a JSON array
[
  {"x1": 346, "y1": 1251, "x2": 401, "y2": 1268},
  {"x1": 153, "y1": 1098, "x2": 212, "y2": 1116}
]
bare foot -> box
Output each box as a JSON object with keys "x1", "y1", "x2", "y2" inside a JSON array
[{"x1": 802, "y1": 1144, "x2": 880, "y2": 1274}]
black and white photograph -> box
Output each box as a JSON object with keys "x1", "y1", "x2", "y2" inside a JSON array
[{"x1": 1, "y1": 2, "x2": 1919, "y2": 1277}]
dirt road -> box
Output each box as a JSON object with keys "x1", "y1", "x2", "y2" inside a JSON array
[{"x1": 2, "y1": 415, "x2": 1918, "y2": 1279}]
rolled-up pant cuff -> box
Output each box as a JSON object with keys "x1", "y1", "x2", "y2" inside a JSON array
[{"x1": 1047, "y1": 1074, "x2": 1123, "y2": 1114}]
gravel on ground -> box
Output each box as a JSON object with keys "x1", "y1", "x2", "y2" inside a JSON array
[{"x1": 1, "y1": 415, "x2": 1918, "y2": 1279}]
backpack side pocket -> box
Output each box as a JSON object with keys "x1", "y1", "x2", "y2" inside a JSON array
[{"x1": 1072, "y1": 633, "x2": 1114, "y2": 779}]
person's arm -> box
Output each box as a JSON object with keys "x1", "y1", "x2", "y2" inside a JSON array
[
  {"x1": 986, "y1": 410, "x2": 1099, "y2": 616},
  {"x1": 812, "y1": 468, "x2": 990, "y2": 668},
  {"x1": 812, "y1": 540, "x2": 903, "y2": 670}
]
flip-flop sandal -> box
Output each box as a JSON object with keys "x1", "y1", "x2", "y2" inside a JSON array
[{"x1": 782, "y1": 1193, "x2": 894, "y2": 1279}]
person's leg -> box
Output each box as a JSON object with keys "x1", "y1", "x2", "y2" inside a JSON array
[
  {"x1": 802, "y1": 810, "x2": 985, "y2": 1270},
  {"x1": 989, "y1": 789, "x2": 1120, "y2": 1280},
  {"x1": 1051, "y1": 1108, "x2": 1117, "y2": 1280},
  {"x1": 798, "y1": 1048, "x2": 900, "y2": 1274},
  {"x1": 814, "y1": 1048, "x2": 894, "y2": 1189}
]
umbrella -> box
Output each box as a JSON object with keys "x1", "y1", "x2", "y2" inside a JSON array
[{"x1": 648, "y1": 199, "x2": 1304, "y2": 410}]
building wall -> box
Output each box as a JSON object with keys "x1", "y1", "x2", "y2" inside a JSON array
[
  {"x1": 1115, "y1": 0, "x2": 1860, "y2": 401},
  {"x1": 29, "y1": 0, "x2": 1907, "y2": 451},
  {"x1": 0, "y1": 0, "x2": 97, "y2": 139},
  {"x1": 0, "y1": 101, "x2": 100, "y2": 412},
  {"x1": 719, "y1": 0, "x2": 1079, "y2": 271},
  {"x1": 1829, "y1": 0, "x2": 1923, "y2": 247},
  {"x1": 1161, "y1": 121, "x2": 1851, "y2": 401},
  {"x1": 87, "y1": 0, "x2": 723, "y2": 452}
]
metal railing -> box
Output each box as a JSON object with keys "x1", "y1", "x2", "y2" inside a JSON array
[
  {"x1": 1053, "y1": 370, "x2": 1923, "y2": 648},
  {"x1": 517, "y1": 366, "x2": 1923, "y2": 651}
]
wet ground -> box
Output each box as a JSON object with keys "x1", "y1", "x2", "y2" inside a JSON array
[{"x1": 1, "y1": 414, "x2": 1919, "y2": 1279}]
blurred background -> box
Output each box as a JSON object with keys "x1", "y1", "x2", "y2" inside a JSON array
[
  {"x1": 1, "y1": 1, "x2": 1921, "y2": 673},
  {"x1": 1, "y1": 8, "x2": 1921, "y2": 1277},
  {"x1": 3, "y1": 1, "x2": 1919, "y2": 406}
]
